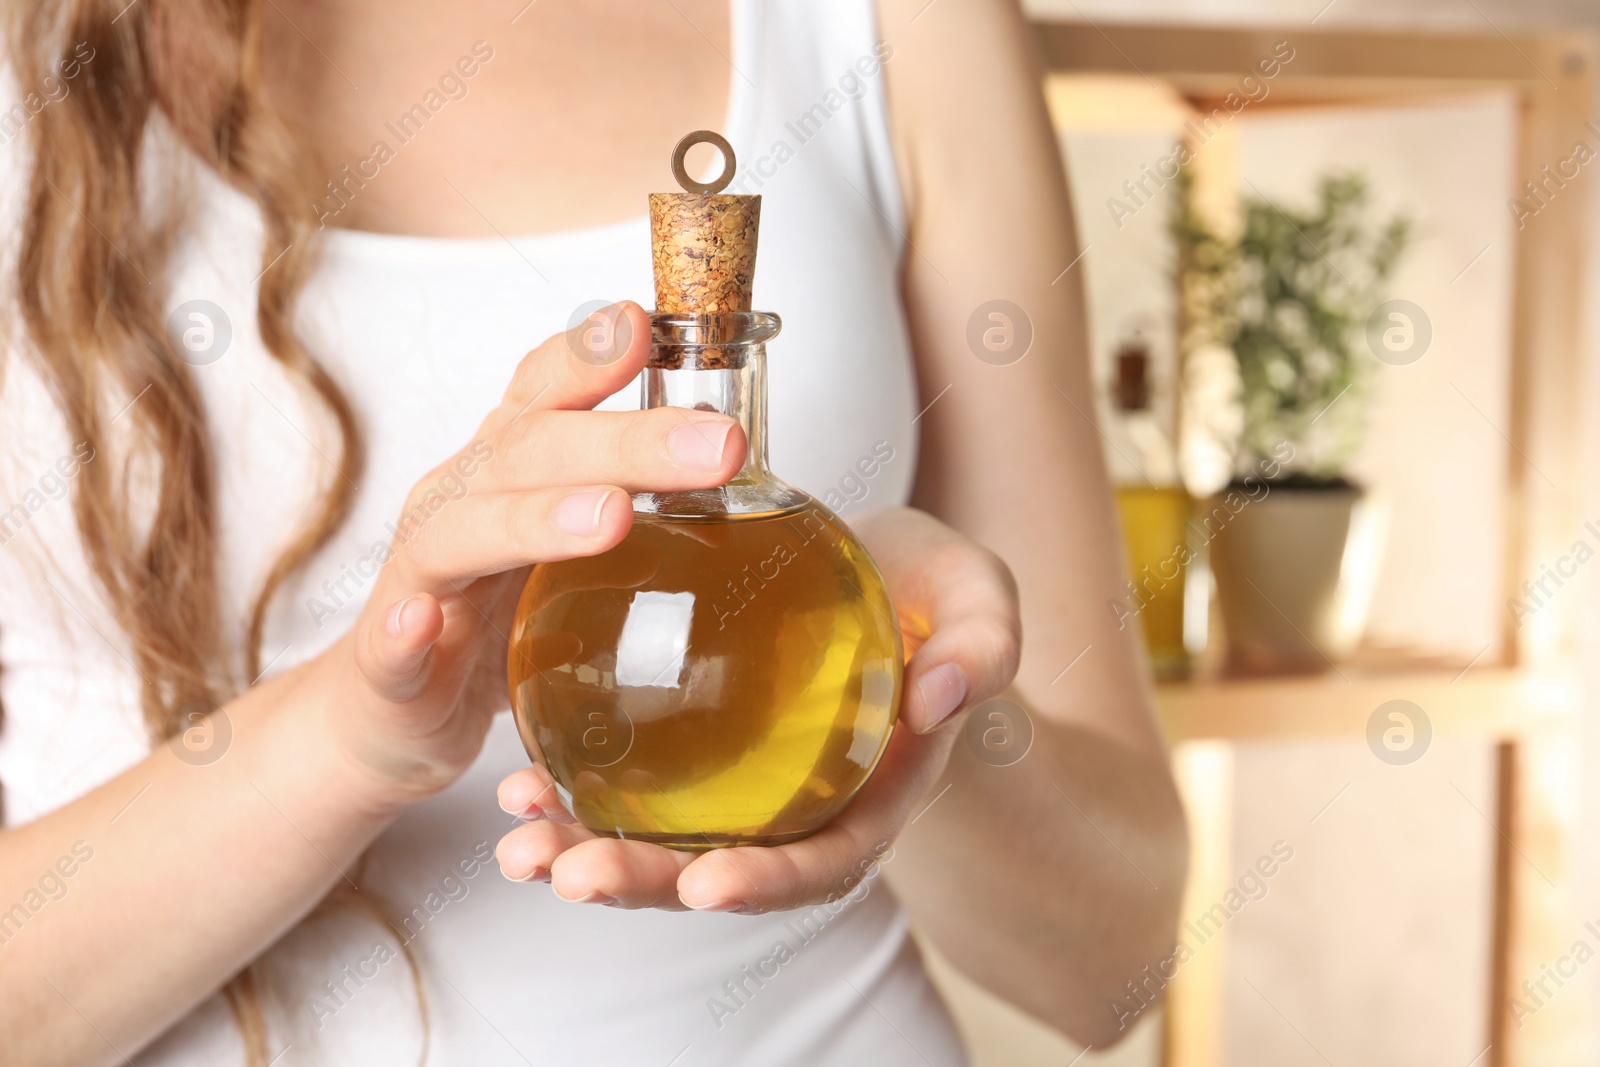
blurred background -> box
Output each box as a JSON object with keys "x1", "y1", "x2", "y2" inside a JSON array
[{"x1": 917, "y1": 1, "x2": 1600, "y2": 1064}]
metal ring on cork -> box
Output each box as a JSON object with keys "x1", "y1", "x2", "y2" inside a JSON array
[
  {"x1": 670, "y1": 130, "x2": 737, "y2": 195},
  {"x1": 649, "y1": 130, "x2": 760, "y2": 328}
]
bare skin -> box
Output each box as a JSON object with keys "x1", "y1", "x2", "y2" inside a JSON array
[{"x1": 0, "y1": 2, "x2": 1186, "y2": 1063}]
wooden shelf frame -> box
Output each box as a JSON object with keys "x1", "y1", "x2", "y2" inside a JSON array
[
  {"x1": 1031, "y1": 18, "x2": 1599, "y2": 1067},
  {"x1": 1158, "y1": 666, "x2": 1580, "y2": 744}
]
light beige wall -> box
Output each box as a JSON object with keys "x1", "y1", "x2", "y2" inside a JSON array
[{"x1": 1225, "y1": 739, "x2": 1496, "y2": 1064}]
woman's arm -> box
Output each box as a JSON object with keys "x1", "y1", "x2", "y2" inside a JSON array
[
  {"x1": 0, "y1": 670, "x2": 404, "y2": 1066},
  {"x1": 876, "y1": 0, "x2": 1189, "y2": 1046}
]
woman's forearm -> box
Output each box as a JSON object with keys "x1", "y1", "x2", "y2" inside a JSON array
[
  {"x1": 889, "y1": 713, "x2": 1187, "y2": 1046},
  {"x1": 898, "y1": 373, "x2": 1191, "y2": 1043},
  {"x1": 0, "y1": 664, "x2": 402, "y2": 1067},
  {"x1": 873, "y1": 0, "x2": 1190, "y2": 1041}
]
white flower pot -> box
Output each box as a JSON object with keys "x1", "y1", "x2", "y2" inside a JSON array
[{"x1": 1207, "y1": 482, "x2": 1385, "y2": 674}]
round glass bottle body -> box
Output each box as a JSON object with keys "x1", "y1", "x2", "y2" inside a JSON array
[{"x1": 508, "y1": 313, "x2": 902, "y2": 850}]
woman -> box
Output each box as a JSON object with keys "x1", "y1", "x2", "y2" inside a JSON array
[{"x1": 0, "y1": 1, "x2": 1186, "y2": 1064}]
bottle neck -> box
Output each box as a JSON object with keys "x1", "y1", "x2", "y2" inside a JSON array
[{"x1": 644, "y1": 347, "x2": 770, "y2": 482}]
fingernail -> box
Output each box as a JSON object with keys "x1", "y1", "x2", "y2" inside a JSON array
[
  {"x1": 501, "y1": 863, "x2": 547, "y2": 883},
  {"x1": 914, "y1": 662, "x2": 969, "y2": 732},
  {"x1": 668, "y1": 420, "x2": 734, "y2": 471},
  {"x1": 555, "y1": 488, "x2": 613, "y2": 536},
  {"x1": 386, "y1": 596, "x2": 421, "y2": 637},
  {"x1": 507, "y1": 801, "x2": 545, "y2": 822},
  {"x1": 681, "y1": 896, "x2": 742, "y2": 913},
  {"x1": 554, "y1": 888, "x2": 616, "y2": 906}
]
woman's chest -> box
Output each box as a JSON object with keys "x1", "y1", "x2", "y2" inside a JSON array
[{"x1": 259, "y1": 0, "x2": 733, "y2": 238}]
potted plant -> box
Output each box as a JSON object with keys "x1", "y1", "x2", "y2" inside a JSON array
[{"x1": 1174, "y1": 170, "x2": 1411, "y2": 673}]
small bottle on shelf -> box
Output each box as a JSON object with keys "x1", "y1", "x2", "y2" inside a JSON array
[{"x1": 1107, "y1": 333, "x2": 1197, "y2": 680}]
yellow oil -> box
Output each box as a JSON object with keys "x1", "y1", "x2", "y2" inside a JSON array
[
  {"x1": 508, "y1": 499, "x2": 902, "y2": 850},
  {"x1": 1114, "y1": 485, "x2": 1193, "y2": 680}
]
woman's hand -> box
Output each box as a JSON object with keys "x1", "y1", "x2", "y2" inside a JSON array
[
  {"x1": 492, "y1": 507, "x2": 1022, "y2": 911},
  {"x1": 294, "y1": 301, "x2": 747, "y2": 811}
]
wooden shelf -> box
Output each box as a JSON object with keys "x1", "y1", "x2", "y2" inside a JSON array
[
  {"x1": 1031, "y1": 17, "x2": 1599, "y2": 1066},
  {"x1": 1032, "y1": 22, "x2": 1575, "y2": 99},
  {"x1": 1157, "y1": 665, "x2": 1579, "y2": 743}
]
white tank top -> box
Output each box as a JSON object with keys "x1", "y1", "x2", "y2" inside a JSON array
[{"x1": 0, "y1": 2, "x2": 968, "y2": 1064}]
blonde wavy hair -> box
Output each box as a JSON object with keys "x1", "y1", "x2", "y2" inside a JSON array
[{"x1": 6, "y1": 1, "x2": 423, "y2": 1061}]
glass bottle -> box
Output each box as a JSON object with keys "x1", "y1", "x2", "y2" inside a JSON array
[
  {"x1": 1107, "y1": 334, "x2": 1196, "y2": 680},
  {"x1": 507, "y1": 133, "x2": 903, "y2": 850}
]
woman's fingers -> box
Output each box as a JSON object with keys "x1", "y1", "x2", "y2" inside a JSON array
[
  {"x1": 494, "y1": 728, "x2": 949, "y2": 913},
  {"x1": 855, "y1": 507, "x2": 1023, "y2": 733},
  {"x1": 391, "y1": 485, "x2": 633, "y2": 595},
  {"x1": 490, "y1": 302, "x2": 653, "y2": 426},
  {"x1": 495, "y1": 819, "x2": 594, "y2": 884},
  {"x1": 550, "y1": 838, "x2": 697, "y2": 909},
  {"x1": 495, "y1": 767, "x2": 694, "y2": 907},
  {"x1": 901, "y1": 593, "x2": 1020, "y2": 733},
  {"x1": 351, "y1": 593, "x2": 446, "y2": 703},
  {"x1": 477, "y1": 407, "x2": 747, "y2": 494},
  {"x1": 497, "y1": 764, "x2": 575, "y2": 824},
  {"x1": 676, "y1": 726, "x2": 949, "y2": 914},
  {"x1": 494, "y1": 822, "x2": 695, "y2": 908}
]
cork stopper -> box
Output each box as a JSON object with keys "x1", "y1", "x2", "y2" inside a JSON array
[
  {"x1": 1114, "y1": 340, "x2": 1151, "y2": 412},
  {"x1": 649, "y1": 131, "x2": 761, "y2": 315}
]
